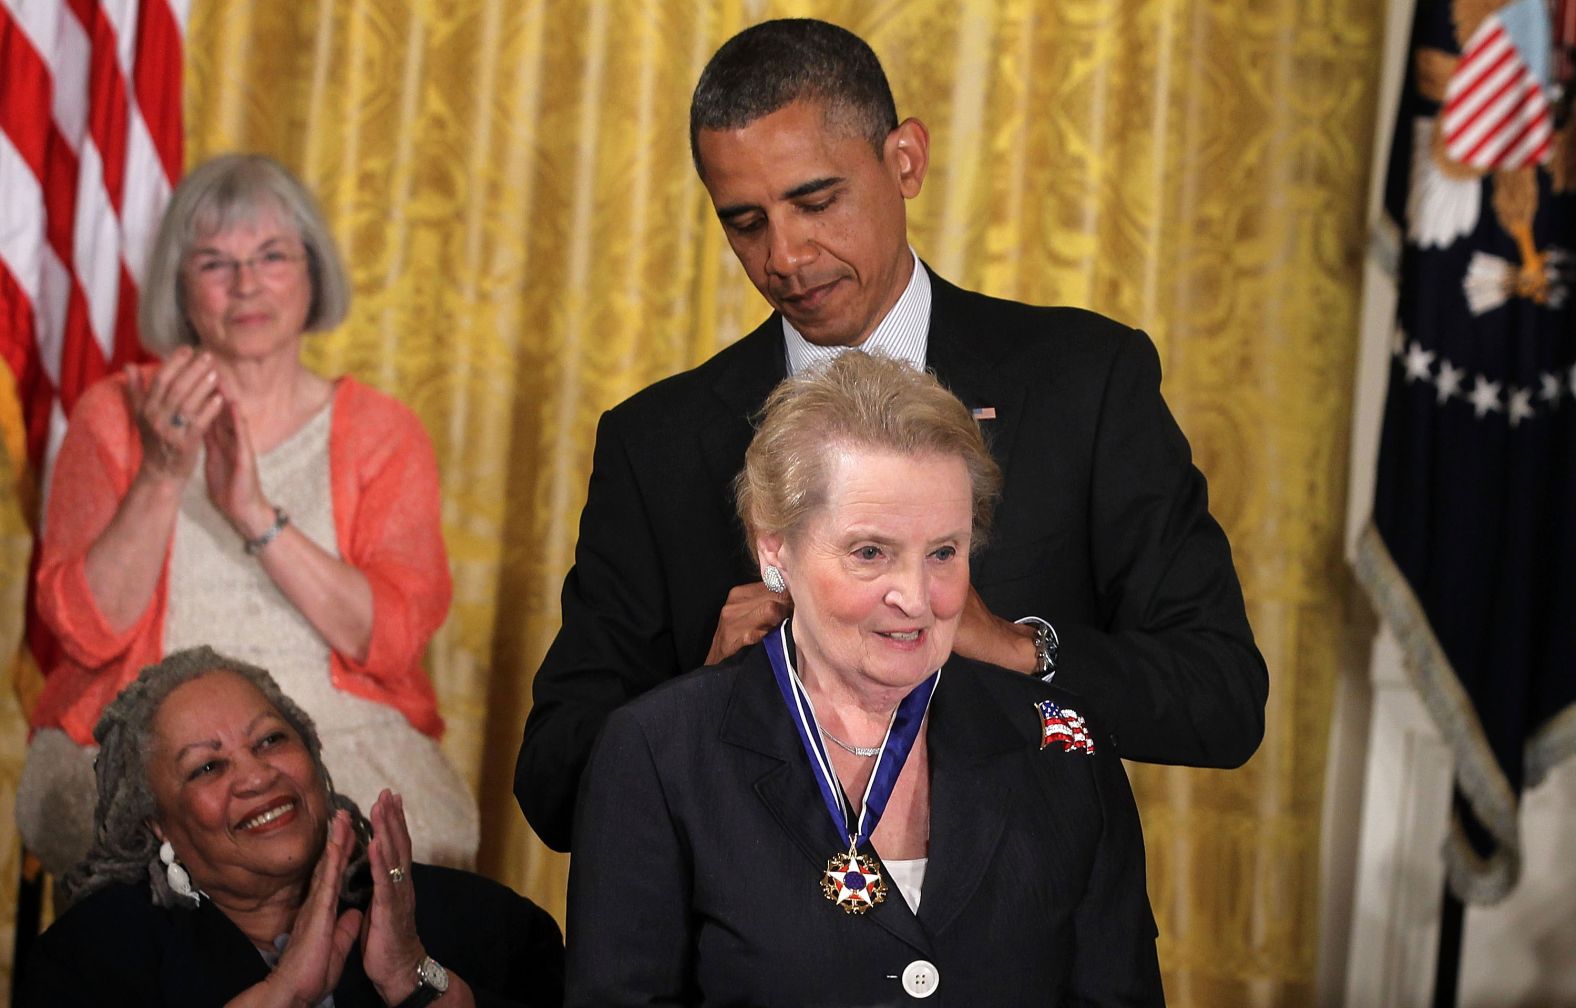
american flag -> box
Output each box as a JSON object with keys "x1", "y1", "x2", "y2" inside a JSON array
[
  {"x1": 0, "y1": 0, "x2": 186, "y2": 708},
  {"x1": 1440, "y1": 0, "x2": 1555, "y2": 170}
]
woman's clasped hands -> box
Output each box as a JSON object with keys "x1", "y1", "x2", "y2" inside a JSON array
[
  {"x1": 248, "y1": 809, "x2": 362, "y2": 1008},
  {"x1": 127, "y1": 348, "x2": 276, "y2": 543},
  {"x1": 239, "y1": 791, "x2": 466, "y2": 1008}
]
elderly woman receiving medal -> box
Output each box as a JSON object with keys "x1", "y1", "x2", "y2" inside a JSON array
[{"x1": 566, "y1": 352, "x2": 1164, "y2": 1006}]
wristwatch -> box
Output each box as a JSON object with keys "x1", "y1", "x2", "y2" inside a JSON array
[
  {"x1": 394, "y1": 955, "x2": 449, "y2": 1007},
  {"x1": 1014, "y1": 616, "x2": 1059, "y2": 681}
]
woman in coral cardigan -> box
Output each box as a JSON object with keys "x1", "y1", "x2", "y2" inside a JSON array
[{"x1": 16, "y1": 154, "x2": 477, "y2": 877}]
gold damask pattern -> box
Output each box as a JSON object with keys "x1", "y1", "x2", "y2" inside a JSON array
[
  {"x1": 0, "y1": 2, "x2": 1383, "y2": 1002},
  {"x1": 0, "y1": 369, "x2": 31, "y2": 989}
]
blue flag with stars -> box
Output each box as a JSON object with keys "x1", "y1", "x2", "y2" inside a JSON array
[{"x1": 1356, "y1": 0, "x2": 1575, "y2": 904}]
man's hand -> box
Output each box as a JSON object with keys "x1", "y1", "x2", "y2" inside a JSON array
[
  {"x1": 951, "y1": 585, "x2": 1040, "y2": 674},
  {"x1": 705, "y1": 581, "x2": 793, "y2": 665}
]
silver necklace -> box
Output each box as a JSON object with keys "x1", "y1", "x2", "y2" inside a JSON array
[{"x1": 821, "y1": 727, "x2": 881, "y2": 758}]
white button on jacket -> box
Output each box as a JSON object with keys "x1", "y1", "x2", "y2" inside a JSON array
[{"x1": 901, "y1": 960, "x2": 940, "y2": 999}]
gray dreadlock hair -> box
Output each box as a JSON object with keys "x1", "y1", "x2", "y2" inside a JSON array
[{"x1": 60, "y1": 646, "x2": 373, "y2": 908}]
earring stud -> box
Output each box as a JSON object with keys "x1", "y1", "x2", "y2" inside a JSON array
[{"x1": 763, "y1": 565, "x2": 786, "y2": 594}]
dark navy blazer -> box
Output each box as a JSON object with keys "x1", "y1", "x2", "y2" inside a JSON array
[{"x1": 566, "y1": 643, "x2": 1164, "y2": 1006}]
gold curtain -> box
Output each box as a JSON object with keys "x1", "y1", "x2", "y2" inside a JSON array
[{"x1": 0, "y1": 0, "x2": 1384, "y2": 1002}]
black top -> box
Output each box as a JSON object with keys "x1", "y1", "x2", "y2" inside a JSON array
[{"x1": 20, "y1": 863, "x2": 564, "y2": 1007}]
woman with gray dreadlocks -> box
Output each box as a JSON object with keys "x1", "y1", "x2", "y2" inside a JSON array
[{"x1": 18, "y1": 647, "x2": 563, "y2": 1007}]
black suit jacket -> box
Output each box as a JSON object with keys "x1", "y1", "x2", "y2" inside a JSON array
[
  {"x1": 19, "y1": 864, "x2": 565, "y2": 1007},
  {"x1": 518, "y1": 269, "x2": 1267, "y2": 851},
  {"x1": 565, "y1": 644, "x2": 1164, "y2": 1006}
]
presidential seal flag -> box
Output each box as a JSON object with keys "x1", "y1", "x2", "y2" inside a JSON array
[{"x1": 1356, "y1": 0, "x2": 1576, "y2": 903}]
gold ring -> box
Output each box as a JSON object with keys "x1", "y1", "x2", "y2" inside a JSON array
[{"x1": 388, "y1": 866, "x2": 406, "y2": 883}]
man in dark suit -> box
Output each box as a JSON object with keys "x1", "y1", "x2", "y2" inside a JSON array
[{"x1": 516, "y1": 17, "x2": 1267, "y2": 854}]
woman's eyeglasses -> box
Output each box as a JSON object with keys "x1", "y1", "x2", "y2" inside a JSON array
[{"x1": 186, "y1": 248, "x2": 306, "y2": 288}]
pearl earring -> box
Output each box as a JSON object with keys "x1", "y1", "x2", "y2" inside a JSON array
[{"x1": 159, "y1": 840, "x2": 201, "y2": 905}]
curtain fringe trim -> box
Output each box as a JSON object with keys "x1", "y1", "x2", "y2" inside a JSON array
[
  {"x1": 1353, "y1": 521, "x2": 1520, "y2": 903},
  {"x1": 1526, "y1": 702, "x2": 1576, "y2": 788}
]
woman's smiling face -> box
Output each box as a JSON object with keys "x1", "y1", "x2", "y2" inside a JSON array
[
  {"x1": 179, "y1": 205, "x2": 312, "y2": 365},
  {"x1": 146, "y1": 671, "x2": 329, "y2": 903},
  {"x1": 761, "y1": 447, "x2": 973, "y2": 695}
]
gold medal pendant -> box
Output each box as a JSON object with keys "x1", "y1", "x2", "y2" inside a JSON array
[{"x1": 822, "y1": 847, "x2": 887, "y2": 914}]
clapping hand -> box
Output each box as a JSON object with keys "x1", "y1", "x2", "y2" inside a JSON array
[
  {"x1": 202, "y1": 378, "x2": 276, "y2": 541},
  {"x1": 126, "y1": 347, "x2": 221, "y2": 481},
  {"x1": 236, "y1": 810, "x2": 362, "y2": 1008},
  {"x1": 361, "y1": 790, "x2": 430, "y2": 1006}
]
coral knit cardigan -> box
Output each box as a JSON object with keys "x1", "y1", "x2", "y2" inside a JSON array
[{"x1": 31, "y1": 371, "x2": 452, "y2": 746}]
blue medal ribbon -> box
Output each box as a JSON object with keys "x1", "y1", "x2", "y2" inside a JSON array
[{"x1": 764, "y1": 619, "x2": 940, "y2": 852}]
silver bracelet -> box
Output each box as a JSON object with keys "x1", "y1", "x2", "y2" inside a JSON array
[
  {"x1": 1014, "y1": 615, "x2": 1059, "y2": 681},
  {"x1": 244, "y1": 506, "x2": 290, "y2": 556}
]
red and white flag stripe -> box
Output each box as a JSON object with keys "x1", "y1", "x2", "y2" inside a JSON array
[
  {"x1": 1, "y1": 0, "x2": 185, "y2": 704},
  {"x1": 1441, "y1": 14, "x2": 1554, "y2": 171},
  {"x1": 1, "y1": 0, "x2": 186, "y2": 484}
]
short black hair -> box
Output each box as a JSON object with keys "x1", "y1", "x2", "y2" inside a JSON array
[{"x1": 689, "y1": 18, "x2": 898, "y2": 175}]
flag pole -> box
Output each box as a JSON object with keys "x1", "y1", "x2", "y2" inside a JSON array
[{"x1": 1432, "y1": 882, "x2": 1464, "y2": 1008}]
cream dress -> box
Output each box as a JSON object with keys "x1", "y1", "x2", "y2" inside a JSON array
[{"x1": 161, "y1": 400, "x2": 479, "y2": 867}]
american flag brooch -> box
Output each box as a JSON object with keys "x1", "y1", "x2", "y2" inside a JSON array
[{"x1": 1036, "y1": 699, "x2": 1095, "y2": 755}]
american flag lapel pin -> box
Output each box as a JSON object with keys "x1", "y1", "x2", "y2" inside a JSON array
[
  {"x1": 971, "y1": 406, "x2": 997, "y2": 420},
  {"x1": 1035, "y1": 699, "x2": 1095, "y2": 755}
]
